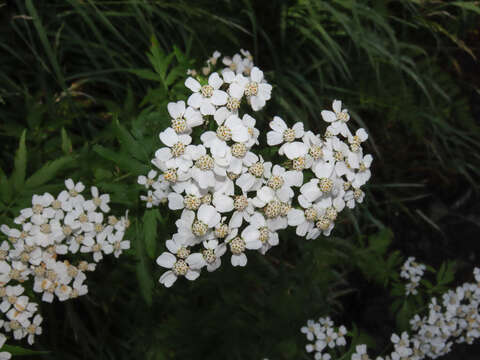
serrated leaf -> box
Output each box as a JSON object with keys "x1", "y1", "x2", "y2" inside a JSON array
[
  {"x1": 368, "y1": 227, "x2": 393, "y2": 255},
  {"x1": 129, "y1": 68, "x2": 161, "y2": 82},
  {"x1": 93, "y1": 145, "x2": 149, "y2": 175},
  {"x1": 143, "y1": 209, "x2": 158, "y2": 259},
  {"x1": 25, "y1": 155, "x2": 75, "y2": 189},
  {"x1": 61, "y1": 127, "x2": 73, "y2": 154},
  {"x1": 114, "y1": 118, "x2": 147, "y2": 162},
  {"x1": 10, "y1": 130, "x2": 27, "y2": 192}
]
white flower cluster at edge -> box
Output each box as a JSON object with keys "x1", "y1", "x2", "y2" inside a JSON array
[
  {"x1": 0, "y1": 179, "x2": 130, "y2": 355},
  {"x1": 300, "y1": 266, "x2": 480, "y2": 360},
  {"x1": 137, "y1": 50, "x2": 372, "y2": 287}
]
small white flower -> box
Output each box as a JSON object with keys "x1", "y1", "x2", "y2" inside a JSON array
[
  {"x1": 186, "y1": 73, "x2": 228, "y2": 115},
  {"x1": 157, "y1": 252, "x2": 200, "y2": 287},
  {"x1": 267, "y1": 117, "x2": 304, "y2": 146}
]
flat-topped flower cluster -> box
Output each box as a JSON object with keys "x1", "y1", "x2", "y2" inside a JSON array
[
  {"x1": 0, "y1": 179, "x2": 130, "y2": 354},
  {"x1": 138, "y1": 50, "x2": 373, "y2": 287},
  {"x1": 301, "y1": 266, "x2": 480, "y2": 360}
]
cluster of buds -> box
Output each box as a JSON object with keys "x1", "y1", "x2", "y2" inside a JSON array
[
  {"x1": 138, "y1": 50, "x2": 372, "y2": 287},
  {"x1": 400, "y1": 257, "x2": 426, "y2": 296},
  {"x1": 301, "y1": 316, "x2": 347, "y2": 359},
  {"x1": 0, "y1": 179, "x2": 130, "y2": 353}
]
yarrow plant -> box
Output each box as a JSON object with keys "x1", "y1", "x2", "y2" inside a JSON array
[
  {"x1": 137, "y1": 50, "x2": 373, "y2": 287},
  {"x1": 400, "y1": 257, "x2": 426, "y2": 296},
  {"x1": 300, "y1": 265, "x2": 480, "y2": 360},
  {"x1": 0, "y1": 179, "x2": 130, "y2": 357}
]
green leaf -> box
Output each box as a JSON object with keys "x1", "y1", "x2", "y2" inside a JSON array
[
  {"x1": 452, "y1": 2, "x2": 480, "y2": 15},
  {"x1": 143, "y1": 209, "x2": 159, "y2": 259},
  {"x1": 114, "y1": 118, "x2": 147, "y2": 162},
  {"x1": 129, "y1": 68, "x2": 161, "y2": 82},
  {"x1": 2, "y1": 344, "x2": 50, "y2": 356},
  {"x1": 93, "y1": 145, "x2": 149, "y2": 175},
  {"x1": 135, "y1": 221, "x2": 154, "y2": 306},
  {"x1": 25, "y1": 0, "x2": 66, "y2": 88},
  {"x1": 61, "y1": 127, "x2": 73, "y2": 154},
  {"x1": 368, "y1": 227, "x2": 393, "y2": 255},
  {"x1": 10, "y1": 130, "x2": 27, "y2": 192},
  {"x1": 0, "y1": 167, "x2": 11, "y2": 204},
  {"x1": 25, "y1": 155, "x2": 76, "y2": 189}
]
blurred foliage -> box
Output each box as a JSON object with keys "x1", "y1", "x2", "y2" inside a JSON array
[{"x1": 1, "y1": 0, "x2": 480, "y2": 359}]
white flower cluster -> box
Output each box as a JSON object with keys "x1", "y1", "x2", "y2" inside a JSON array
[
  {"x1": 0, "y1": 179, "x2": 130, "y2": 352},
  {"x1": 306, "y1": 267, "x2": 480, "y2": 360},
  {"x1": 138, "y1": 50, "x2": 372, "y2": 287},
  {"x1": 400, "y1": 257, "x2": 426, "y2": 296},
  {"x1": 301, "y1": 316, "x2": 347, "y2": 359}
]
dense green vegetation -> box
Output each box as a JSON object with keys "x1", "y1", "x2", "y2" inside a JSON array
[{"x1": 1, "y1": 1, "x2": 479, "y2": 359}]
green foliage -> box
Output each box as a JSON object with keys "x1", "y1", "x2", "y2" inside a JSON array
[{"x1": 0, "y1": 0, "x2": 479, "y2": 359}]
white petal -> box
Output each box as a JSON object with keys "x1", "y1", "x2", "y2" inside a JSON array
[
  {"x1": 321, "y1": 110, "x2": 336, "y2": 123},
  {"x1": 185, "y1": 77, "x2": 201, "y2": 92},
  {"x1": 270, "y1": 116, "x2": 287, "y2": 132},
  {"x1": 292, "y1": 122, "x2": 304, "y2": 138},
  {"x1": 186, "y1": 253, "x2": 205, "y2": 269},
  {"x1": 188, "y1": 92, "x2": 203, "y2": 109},
  {"x1": 250, "y1": 67, "x2": 263, "y2": 82},
  {"x1": 168, "y1": 101, "x2": 185, "y2": 119},
  {"x1": 332, "y1": 99, "x2": 342, "y2": 113},
  {"x1": 211, "y1": 90, "x2": 228, "y2": 106},
  {"x1": 156, "y1": 252, "x2": 176, "y2": 269},
  {"x1": 267, "y1": 131, "x2": 283, "y2": 146},
  {"x1": 185, "y1": 269, "x2": 200, "y2": 281},
  {"x1": 229, "y1": 83, "x2": 244, "y2": 99},
  {"x1": 166, "y1": 239, "x2": 181, "y2": 254},
  {"x1": 213, "y1": 194, "x2": 234, "y2": 213},
  {"x1": 283, "y1": 142, "x2": 307, "y2": 160},
  {"x1": 288, "y1": 209, "x2": 305, "y2": 226},
  {"x1": 208, "y1": 72, "x2": 223, "y2": 89},
  {"x1": 159, "y1": 271, "x2": 177, "y2": 287},
  {"x1": 231, "y1": 253, "x2": 247, "y2": 267},
  {"x1": 160, "y1": 127, "x2": 178, "y2": 147},
  {"x1": 200, "y1": 102, "x2": 216, "y2": 116}
]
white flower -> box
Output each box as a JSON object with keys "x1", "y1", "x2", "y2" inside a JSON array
[
  {"x1": 25, "y1": 314, "x2": 43, "y2": 345},
  {"x1": 227, "y1": 225, "x2": 261, "y2": 267},
  {"x1": 252, "y1": 186, "x2": 289, "y2": 231},
  {"x1": 155, "y1": 127, "x2": 194, "y2": 171},
  {"x1": 157, "y1": 252, "x2": 200, "y2": 288},
  {"x1": 83, "y1": 186, "x2": 110, "y2": 213},
  {"x1": 241, "y1": 114, "x2": 260, "y2": 147},
  {"x1": 108, "y1": 231, "x2": 130, "y2": 258},
  {"x1": 62, "y1": 178, "x2": 86, "y2": 208},
  {"x1": 186, "y1": 239, "x2": 227, "y2": 272},
  {"x1": 229, "y1": 194, "x2": 255, "y2": 228},
  {"x1": 246, "y1": 67, "x2": 272, "y2": 111},
  {"x1": 167, "y1": 101, "x2": 203, "y2": 134},
  {"x1": 137, "y1": 170, "x2": 158, "y2": 189},
  {"x1": 249, "y1": 213, "x2": 279, "y2": 254},
  {"x1": 321, "y1": 100, "x2": 351, "y2": 138},
  {"x1": 351, "y1": 344, "x2": 369, "y2": 360},
  {"x1": 186, "y1": 73, "x2": 228, "y2": 115},
  {"x1": 235, "y1": 155, "x2": 270, "y2": 193},
  {"x1": 301, "y1": 319, "x2": 320, "y2": 341},
  {"x1": 267, "y1": 117, "x2": 304, "y2": 146}
]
